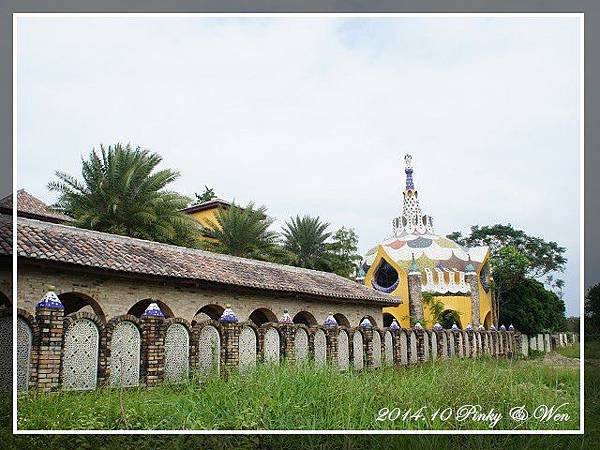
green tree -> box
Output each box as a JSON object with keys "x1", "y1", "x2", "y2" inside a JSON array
[
  {"x1": 490, "y1": 245, "x2": 530, "y2": 326},
  {"x1": 281, "y1": 215, "x2": 332, "y2": 270},
  {"x1": 201, "y1": 202, "x2": 279, "y2": 260},
  {"x1": 448, "y1": 224, "x2": 567, "y2": 291},
  {"x1": 327, "y1": 227, "x2": 361, "y2": 278},
  {"x1": 48, "y1": 143, "x2": 200, "y2": 247},
  {"x1": 585, "y1": 283, "x2": 600, "y2": 335},
  {"x1": 193, "y1": 186, "x2": 217, "y2": 205},
  {"x1": 501, "y1": 278, "x2": 567, "y2": 334}
]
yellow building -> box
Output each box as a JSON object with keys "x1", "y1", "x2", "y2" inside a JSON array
[
  {"x1": 359, "y1": 155, "x2": 493, "y2": 330},
  {"x1": 182, "y1": 198, "x2": 231, "y2": 238}
]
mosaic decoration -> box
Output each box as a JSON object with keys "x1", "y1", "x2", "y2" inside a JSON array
[
  {"x1": 433, "y1": 323, "x2": 443, "y2": 331},
  {"x1": 490, "y1": 325, "x2": 496, "y2": 331},
  {"x1": 399, "y1": 331, "x2": 408, "y2": 365},
  {"x1": 372, "y1": 331, "x2": 382, "y2": 368},
  {"x1": 239, "y1": 326, "x2": 257, "y2": 373},
  {"x1": 384, "y1": 331, "x2": 393, "y2": 365},
  {"x1": 414, "y1": 322, "x2": 423, "y2": 330},
  {"x1": 0, "y1": 316, "x2": 12, "y2": 391},
  {"x1": 478, "y1": 325, "x2": 484, "y2": 331},
  {"x1": 263, "y1": 327, "x2": 280, "y2": 364},
  {"x1": 466, "y1": 324, "x2": 473, "y2": 331},
  {"x1": 388, "y1": 240, "x2": 406, "y2": 250},
  {"x1": 407, "y1": 237, "x2": 433, "y2": 249},
  {"x1": 110, "y1": 321, "x2": 140, "y2": 387},
  {"x1": 500, "y1": 324, "x2": 507, "y2": 331},
  {"x1": 62, "y1": 318, "x2": 99, "y2": 391},
  {"x1": 509, "y1": 324, "x2": 515, "y2": 331},
  {"x1": 323, "y1": 313, "x2": 338, "y2": 327},
  {"x1": 430, "y1": 331, "x2": 438, "y2": 360},
  {"x1": 372, "y1": 259, "x2": 400, "y2": 293},
  {"x1": 279, "y1": 310, "x2": 293, "y2": 324},
  {"x1": 408, "y1": 331, "x2": 418, "y2": 364},
  {"x1": 372, "y1": 278, "x2": 399, "y2": 294},
  {"x1": 338, "y1": 330, "x2": 349, "y2": 371},
  {"x1": 16, "y1": 317, "x2": 31, "y2": 392},
  {"x1": 353, "y1": 332, "x2": 364, "y2": 370},
  {"x1": 219, "y1": 306, "x2": 238, "y2": 324},
  {"x1": 439, "y1": 332, "x2": 448, "y2": 358},
  {"x1": 313, "y1": 329, "x2": 327, "y2": 366},
  {"x1": 142, "y1": 302, "x2": 165, "y2": 318},
  {"x1": 389, "y1": 319, "x2": 400, "y2": 331},
  {"x1": 451, "y1": 323, "x2": 459, "y2": 330},
  {"x1": 294, "y1": 328, "x2": 309, "y2": 363},
  {"x1": 447, "y1": 332, "x2": 455, "y2": 357},
  {"x1": 479, "y1": 261, "x2": 491, "y2": 292},
  {"x1": 164, "y1": 323, "x2": 189, "y2": 382},
  {"x1": 197, "y1": 325, "x2": 220, "y2": 376},
  {"x1": 36, "y1": 289, "x2": 63, "y2": 309}
]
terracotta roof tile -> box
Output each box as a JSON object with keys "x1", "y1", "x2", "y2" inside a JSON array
[
  {"x1": 0, "y1": 190, "x2": 72, "y2": 223},
  {"x1": 1, "y1": 214, "x2": 398, "y2": 306}
]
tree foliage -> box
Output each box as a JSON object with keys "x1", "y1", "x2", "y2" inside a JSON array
[
  {"x1": 193, "y1": 186, "x2": 217, "y2": 205},
  {"x1": 281, "y1": 215, "x2": 332, "y2": 271},
  {"x1": 201, "y1": 202, "x2": 279, "y2": 260},
  {"x1": 500, "y1": 278, "x2": 567, "y2": 334},
  {"x1": 48, "y1": 143, "x2": 201, "y2": 247},
  {"x1": 327, "y1": 227, "x2": 362, "y2": 278},
  {"x1": 585, "y1": 283, "x2": 600, "y2": 335}
]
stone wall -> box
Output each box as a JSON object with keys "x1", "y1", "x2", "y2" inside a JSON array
[
  {"x1": 12, "y1": 302, "x2": 577, "y2": 394},
  {"x1": 16, "y1": 263, "x2": 384, "y2": 328}
]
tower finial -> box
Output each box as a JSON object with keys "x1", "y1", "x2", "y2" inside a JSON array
[{"x1": 404, "y1": 154, "x2": 414, "y2": 190}]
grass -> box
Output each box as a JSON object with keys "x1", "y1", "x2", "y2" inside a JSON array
[
  {"x1": 555, "y1": 343, "x2": 580, "y2": 358},
  {"x1": 17, "y1": 354, "x2": 579, "y2": 431}
]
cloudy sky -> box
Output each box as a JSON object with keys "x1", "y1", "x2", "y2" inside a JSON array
[{"x1": 16, "y1": 16, "x2": 581, "y2": 315}]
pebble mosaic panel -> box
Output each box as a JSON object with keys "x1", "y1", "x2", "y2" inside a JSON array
[
  {"x1": 62, "y1": 318, "x2": 99, "y2": 391},
  {"x1": 239, "y1": 326, "x2": 257, "y2": 373},
  {"x1": 110, "y1": 321, "x2": 140, "y2": 387},
  {"x1": 164, "y1": 323, "x2": 189, "y2": 381},
  {"x1": 198, "y1": 325, "x2": 220, "y2": 376}
]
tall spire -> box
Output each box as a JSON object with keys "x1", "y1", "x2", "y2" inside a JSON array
[
  {"x1": 404, "y1": 154, "x2": 414, "y2": 190},
  {"x1": 392, "y1": 154, "x2": 435, "y2": 236}
]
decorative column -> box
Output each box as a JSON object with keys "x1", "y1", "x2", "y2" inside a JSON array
[
  {"x1": 389, "y1": 319, "x2": 401, "y2": 366},
  {"x1": 360, "y1": 317, "x2": 374, "y2": 368},
  {"x1": 465, "y1": 259, "x2": 480, "y2": 327},
  {"x1": 34, "y1": 286, "x2": 64, "y2": 392},
  {"x1": 451, "y1": 324, "x2": 462, "y2": 357},
  {"x1": 140, "y1": 303, "x2": 165, "y2": 386},
  {"x1": 465, "y1": 324, "x2": 475, "y2": 358},
  {"x1": 323, "y1": 313, "x2": 339, "y2": 365},
  {"x1": 278, "y1": 310, "x2": 296, "y2": 364},
  {"x1": 414, "y1": 323, "x2": 426, "y2": 363},
  {"x1": 219, "y1": 305, "x2": 240, "y2": 375},
  {"x1": 407, "y1": 256, "x2": 424, "y2": 323},
  {"x1": 433, "y1": 323, "x2": 446, "y2": 358}
]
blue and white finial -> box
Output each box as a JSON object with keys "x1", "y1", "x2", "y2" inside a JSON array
[
  {"x1": 433, "y1": 322, "x2": 443, "y2": 331},
  {"x1": 414, "y1": 322, "x2": 423, "y2": 330},
  {"x1": 324, "y1": 312, "x2": 338, "y2": 327},
  {"x1": 478, "y1": 324, "x2": 484, "y2": 331},
  {"x1": 142, "y1": 302, "x2": 165, "y2": 318},
  {"x1": 490, "y1": 324, "x2": 497, "y2": 331},
  {"x1": 451, "y1": 322, "x2": 459, "y2": 330},
  {"x1": 360, "y1": 317, "x2": 373, "y2": 329},
  {"x1": 508, "y1": 324, "x2": 515, "y2": 331},
  {"x1": 219, "y1": 304, "x2": 238, "y2": 324},
  {"x1": 500, "y1": 324, "x2": 507, "y2": 331},
  {"x1": 466, "y1": 323, "x2": 473, "y2": 331},
  {"x1": 404, "y1": 154, "x2": 414, "y2": 190},
  {"x1": 389, "y1": 319, "x2": 400, "y2": 331},
  {"x1": 36, "y1": 285, "x2": 64, "y2": 309},
  {"x1": 279, "y1": 310, "x2": 293, "y2": 324}
]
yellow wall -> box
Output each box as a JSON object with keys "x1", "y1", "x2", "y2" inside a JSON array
[
  {"x1": 188, "y1": 208, "x2": 221, "y2": 228},
  {"x1": 366, "y1": 245, "x2": 493, "y2": 329}
]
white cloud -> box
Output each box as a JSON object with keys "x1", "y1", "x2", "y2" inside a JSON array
[{"x1": 17, "y1": 16, "x2": 581, "y2": 315}]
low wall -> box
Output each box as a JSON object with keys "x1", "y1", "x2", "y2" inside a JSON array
[{"x1": 9, "y1": 304, "x2": 578, "y2": 393}]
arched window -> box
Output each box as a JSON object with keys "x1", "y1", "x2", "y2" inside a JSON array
[
  {"x1": 372, "y1": 259, "x2": 399, "y2": 293},
  {"x1": 127, "y1": 299, "x2": 174, "y2": 319},
  {"x1": 293, "y1": 311, "x2": 317, "y2": 326},
  {"x1": 333, "y1": 313, "x2": 350, "y2": 327},
  {"x1": 193, "y1": 304, "x2": 225, "y2": 324},
  {"x1": 483, "y1": 311, "x2": 492, "y2": 329},
  {"x1": 383, "y1": 313, "x2": 396, "y2": 328},
  {"x1": 439, "y1": 309, "x2": 462, "y2": 329},
  {"x1": 249, "y1": 308, "x2": 277, "y2": 327},
  {"x1": 58, "y1": 292, "x2": 106, "y2": 324}
]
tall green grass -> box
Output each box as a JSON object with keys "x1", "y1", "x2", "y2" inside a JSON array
[{"x1": 17, "y1": 355, "x2": 579, "y2": 431}]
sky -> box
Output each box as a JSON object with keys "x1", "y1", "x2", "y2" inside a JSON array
[{"x1": 16, "y1": 16, "x2": 581, "y2": 316}]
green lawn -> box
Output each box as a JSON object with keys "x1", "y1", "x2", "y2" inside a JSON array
[{"x1": 17, "y1": 354, "x2": 579, "y2": 431}]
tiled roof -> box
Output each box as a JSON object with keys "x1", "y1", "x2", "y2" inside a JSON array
[
  {"x1": 0, "y1": 190, "x2": 72, "y2": 223},
  {"x1": 181, "y1": 198, "x2": 231, "y2": 214},
  {"x1": 2, "y1": 214, "x2": 398, "y2": 305}
]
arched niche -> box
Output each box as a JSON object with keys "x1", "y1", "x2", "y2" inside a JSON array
[
  {"x1": 249, "y1": 308, "x2": 277, "y2": 327},
  {"x1": 293, "y1": 311, "x2": 317, "y2": 326},
  {"x1": 333, "y1": 313, "x2": 350, "y2": 328},
  {"x1": 58, "y1": 292, "x2": 106, "y2": 324},
  {"x1": 127, "y1": 298, "x2": 174, "y2": 319},
  {"x1": 193, "y1": 304, "x2": 225, "y2": 325}
]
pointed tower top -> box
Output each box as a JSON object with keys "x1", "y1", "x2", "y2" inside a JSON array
[{"x1": 404, "y1": 154, "x2": 414, "y2": 190}]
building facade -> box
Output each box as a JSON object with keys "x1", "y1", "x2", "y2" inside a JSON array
[{"x1": 359, "y1": 155, "x2": 493, "y2": 329}]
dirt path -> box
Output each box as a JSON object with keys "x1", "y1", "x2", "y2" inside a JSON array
[{"x1": 542, "y1": 352, "x2": 580, "y2": 368}]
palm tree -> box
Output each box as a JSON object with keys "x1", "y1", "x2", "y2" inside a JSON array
[
  {"x1": 281, "y1": 215, "x2": 332, "y2": 270},
  {"x1": 201, "y1": 202, "x2": 279, "y2": 260},
  {"x1": 48, "y1": 143, "x2": 201, "y2": 247}
]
